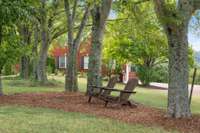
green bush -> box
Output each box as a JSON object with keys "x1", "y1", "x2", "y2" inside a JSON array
[
  {"x1": 136, "y1": 64, "x2": 168, "y2": 86},
  {"x1": 3, "y1": 63, "x2": 14, "y2": 75},
  {"x1": 136, "y1": 66, "x2": 153, "y2": 86},
  {"x1": 152, "y1": 65, "x2": 168, "y2": 83}
]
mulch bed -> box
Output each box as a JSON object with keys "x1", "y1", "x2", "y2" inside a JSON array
[{"x1": 0, "y1": 92, "x2": 200, "y2": 133}]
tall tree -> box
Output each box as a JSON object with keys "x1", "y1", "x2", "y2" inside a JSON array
[
  {"x1": 153, "y1": 0, "x2": 200, "y2": 118},
  {"x1": 36, "y1": 0, "x2": 67, "y2": 83},
  {"x1": 19, "y1": 24, "x2": 32, "y2": 79},
  {"x1": 32, "y1": 24, "x2": 40, "y2": 80},
  {"x1": 36, "y1": 0, "x2": 49, "y2": 83},
  {"x1": 64, "y1": 0, "x2": 90, "y2": 91},
  {"x1": 87, "y1": 0, "x2": 112, "y2": 94}
]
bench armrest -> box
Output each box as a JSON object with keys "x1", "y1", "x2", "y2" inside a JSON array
[
  {"x1": 101, "y1": 87, "x2": 136, "y2": 94},
  {"x1": 88, "y1": 85, "x2": 104, "y2": 89}
]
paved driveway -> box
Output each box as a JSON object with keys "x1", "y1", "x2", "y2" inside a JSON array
[{"x1": 150, "y1": 82, "x2": 200, "y2": 96}]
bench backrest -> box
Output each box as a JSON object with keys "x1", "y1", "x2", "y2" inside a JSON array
[
  {"x1": 102, "y1": 76, "x2": 118, "y2": 96},
  {"x1": 119, "y1": 78, "x2": 138, "y2": 101}
]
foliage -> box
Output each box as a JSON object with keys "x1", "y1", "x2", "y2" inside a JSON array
[
  {"x1": 104, "y1": 1, "x2": 195, "y2": 85},
  {"x1": 0, "y1": 29, "x2": 23, "y2": 71},
  {"x1": 104, "y1": 1, "x2": 168, "y2": 85},
  {"x1": 0, "y1": 0, "x2": 32, "y2": 71},
  {"x1": 2, "y1": 63, "x2": 14, "y2": 75}
]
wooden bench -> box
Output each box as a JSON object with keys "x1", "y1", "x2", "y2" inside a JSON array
[
  {"x1": 99, "y1": 78, "x2": 138, "y2": 107},
  {"x1": 88, "y1": 76, "x2": 118, "y2": 103}
]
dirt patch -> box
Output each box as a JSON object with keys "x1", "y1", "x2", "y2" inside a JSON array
[{"x1": 0, "y1": 92, "x2": 199, "y2": 133}]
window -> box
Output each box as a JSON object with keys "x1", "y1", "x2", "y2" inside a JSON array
[
  {"x1": 59, "y1": 56, "x2": 66, "y2": 68},
  {"x1": 83, "y1": 56, "x2": 89, "y2": 69}
]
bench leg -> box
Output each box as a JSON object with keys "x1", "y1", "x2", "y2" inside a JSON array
[
  {"x1": 128, "y1": 101, "x2": 137, "y2": 108},
  {"x1": 88, "y1": 96, "x2": 92, "y2": 103},
  {"x1": 105, "y1": 101, "x2": 108, "y2": 107}
]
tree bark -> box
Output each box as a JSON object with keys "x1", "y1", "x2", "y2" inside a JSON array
[
  {"x1": 0, "y1": 25, "x2": 2, "y2": 95},
  {"x1": 153, "y1": 0, "x2": 194, "y2": 118},
  {"x1": 36, "y1": 0, "x2": 49, "y2": 83},
  {"x1": 20, "y1": 57, "x2": 30, "y2": 79},
  {"x1": 19, "y1": 25, "x2": 31, "y2": 79},
  {"x1": 0, "y1": 67, "x2": 3, "y2": 96},
  {"x1": 166, "y1": 23, "x2": 191, "y2": 118},
  {"x1": 37, "y1": 28, "x2": 49, "y2": 83},
  {"x1": 65, "y1": 46, "x2": 79, "y2": 91},
  {"x1": 32, "y1": 25, "x2": 39, "y2": 80},
  {"x1": 87, "y1": 0, "x2": 112, "y2": 94}
]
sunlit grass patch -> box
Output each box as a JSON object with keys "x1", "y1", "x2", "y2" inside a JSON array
[{"x1": 0, "y1": 106, "x2": 178, "y2": 133}]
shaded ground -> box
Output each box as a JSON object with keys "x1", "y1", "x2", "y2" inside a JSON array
[{"x1": 0, "y1": 92, "x2": 199, "y2": 133}]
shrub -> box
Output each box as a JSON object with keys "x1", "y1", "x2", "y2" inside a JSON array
[
  {"x1": 136, "y1": 64, "x2": 168, "y2": 86},
  {"x1": 3, "y1": 63, "x2": 14, "y2": 75}
]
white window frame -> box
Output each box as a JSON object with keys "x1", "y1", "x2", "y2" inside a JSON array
[
  {"x1": 59, "y1": 56, "x2": 67, "y2": 68},
  {"x1": 83, "y1": 56, "x2": 89, "y2": 69}
]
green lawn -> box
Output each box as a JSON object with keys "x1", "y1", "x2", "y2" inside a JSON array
[
  {"x1": 2, "y1": 75, "x2": 200, "y2": 114},
  {"x1": 3, "y1": 76, "x2": 199, "y2": 132},
  {"x1": 0, "y1": 106, "x2": 177, "y2": 133}
]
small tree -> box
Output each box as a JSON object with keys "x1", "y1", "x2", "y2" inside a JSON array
[
  {"x1": 0, "y1": 30, "x2": 23, "y2": 95},
  {"x1": 0, "y1": 0, "x2": 30, "y2": 95},
  {"x1": 36, "y1": 0, "x2": 67, "y2": 83},
  {"x1": 103, "y1": 1, "x2": 168, "y2": 86}
]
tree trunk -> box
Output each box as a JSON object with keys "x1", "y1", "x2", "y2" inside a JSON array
[
  {"x1": 87, "y1": 14, "x2": 104, "y2": 94},
  {"x1": 36, "y1": 1, "x2": 49, "y2": 84},
  {"x1": 65, "y1": 46, "x2": 78, "y2": 91},
  {"x1": 0, "y1": 26, "x2": 2, "y2": 96},
  {"x1": 37, "y1": 30, "x2": 49, "y2": 83},
  {"x1": 19, "y1": 25, "x2": 31, "y2": 79},
  {"x1": 0, "y1": 68, "x2": 3, "y2": 96},
  {"x1": 32, "y1": 25, "x2": 39, "y2": 80},
  {"x1": 20, "y1": 57, "x2": 30, "y2": 79},
  {"x1": 64, "y1": 1, "x2": 90, "y2": 92},
  {"x1": 153, "y1": 0, "x2": 194, "y2": 118},
  {"x1": 87, "y1": 1, "x2": 112, "y2": 94},
  {"x1": 166, "y1": 23, "x2": 191, "y2": 118}
]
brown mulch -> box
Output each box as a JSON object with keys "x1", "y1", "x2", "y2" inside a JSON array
[{"x1": 0, "y1": 92, "x2": 200, "y2": 133}]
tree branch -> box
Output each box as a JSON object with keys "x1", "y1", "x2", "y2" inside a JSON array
[
  {"x1": 193, "y1": 0, "x2": 200, "y2": 11},
  {"x1": 72, "y1": 0, "x2": 78, "y2": 21},
  {"x1": 101, "y1": 0, "x2": 113, "y2": 21},
  {"x1": 107, "y1": 18, "x2": 128, "y2": 22},
  {"x1": 51, "y1": 27, "x2": 68, "y2": 41},
  {"x1": 73, "y1": 4, "x2": 90, "y2": 47},
  {"x1": 133, "y1": 0, "x2": 150, "y2": 5},
  {"x1": 50, "y1": 23, "x2": 92, "y2": 43},
  {"x1": 153, "y1": 0, "x2": 166, "y2": 19},
  {"x1": 64, "y1": 0, "x2": 74, "y2": 44}
]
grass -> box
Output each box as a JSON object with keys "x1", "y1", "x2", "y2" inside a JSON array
[
  {"x1": 2, "y1": 75, "x2": 197, "y2": 132},
  {"x1": 0, "y1": 106, "x2": 177, "y2": 133},
  {"x1": 3, "y1": 79, "x2": 64, "y2": 94},
  {"x1": 2, "y1": 75, "x2": 200, "y2": 114}
]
